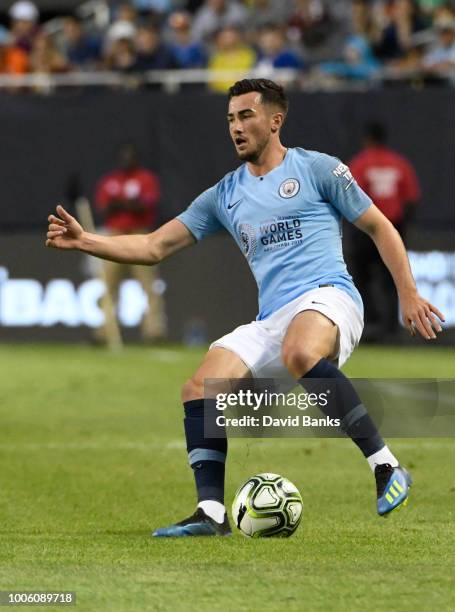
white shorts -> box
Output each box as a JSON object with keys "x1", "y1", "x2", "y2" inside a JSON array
[{"x1": 211, "y1": 287, "x2": 363, "y2": 383}]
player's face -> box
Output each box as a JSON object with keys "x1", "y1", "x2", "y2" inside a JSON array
[{"x1": 227, "y1": 92, "x2": 277, "y2": 162}]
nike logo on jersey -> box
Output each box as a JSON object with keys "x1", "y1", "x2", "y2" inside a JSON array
[
  {"x1": 311, "y1": 301, "x2": 327, "y2": 306},
  {"x1": 228, "y1": 198, "x2": 243, "y2": 210}
]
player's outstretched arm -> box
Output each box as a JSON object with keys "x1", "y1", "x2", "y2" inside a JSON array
[
  {"x1": 46, "y1": 204, "x2": 195, "y2": 265},
  {"x1": 354, "y1": 204, "x2": 445, "y2": 340}
]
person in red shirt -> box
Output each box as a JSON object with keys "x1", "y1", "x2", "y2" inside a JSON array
[
  {"x1": 95, "y1": 143, "x2": 167, "y2": 342},
  {"x1": 349, "y1": 122, "x2": 421, "y2": 339}
]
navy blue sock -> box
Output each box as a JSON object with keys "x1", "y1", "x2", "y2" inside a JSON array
[
  {"x1": 300, "y1": 359, "x2": 384, "y2": 458},
  {"x1": 183, "y1": 399, "x2": 227, "y2": 504}
]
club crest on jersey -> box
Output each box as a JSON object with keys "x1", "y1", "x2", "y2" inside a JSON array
[
  {"x1": 279, "y1": 178, "x2": 300, "y2": 199},
  {"x1": 238, "y1": 223, "x2": 257, "y2": 259}
]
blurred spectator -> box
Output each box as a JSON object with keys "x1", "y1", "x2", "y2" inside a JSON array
[
  {"x1": 351, "y1": 0, "x2": 376, "y2": 38},
  {"x1": 167, "y1": 11, "x2": 206, "y2": 68},
  {"x1": 134, "y1": 24, "x2": 177, "y2": 70},
  {"x1": 432, "y1": 3, "x2": 455, "y2": 21},
  {"x1": 349, "y1": 122, "x2": 420, "y2": 339},
  {"x1": 1, "y1": 0, "x2": 455, "y2": 88},
  {"x1": 95, "y1": 143, "x2": 167, "y2": 343},
  {"x1": 0, "y1": 32, "x2": 8, "y2": 72},
  {"x1": 0, "y1": 34, "x2": 9, "y2": 73},
  {"x1": 3, "y1": 0, "x2": 38, "y2": 78},
  {"x1": 246, "y1": 0, "x2": 294, "y2": 30},
  {"x1": 106, "y1": 38, "x2": 137, "y2": 72},
  {"x1": 61, "y1": 16, "x2": 102, "y2": 70},
  {"x1": 373, "y1": 0, "x2": 427, "y2": 61},
  {"x1": 422, "y1": 15, "x2": 455, "y2": 74},
  {"x1": 290, "y1": 0, "x2": 362, "y2": 64},
  {"x1": 288, "y1": 0, "x2": 336, "y2": 59},
  {"x1": 255, "y1": 24, "x2": 304, "y2": 73},
  {"x1": 0, "y1": 31, "x2": 29, "y2": 74},
  {"x1": 133, "y1": 0, "x2": 174, "y2": 16},
  {"x1": 114, "y1": 3, "x2": 139, "y2": 25},
  {"x1": 0, "y1": 26, "x2": 9, "y2": 44},
  {"x1": 191, "y1": 0, "x2": 248, "y2": 42},
  {"x1": 8, "y1": 1, "x2": 40, "y2": 54},
  {"x1": 417, "y1": 0, "x2": 450, "y2": 16},
  {"x1": 29, "y1": 32, "x2": 68, "y2": 74},
  {"x1": 105, "y1": 19, "x2": 137, "y2": 67},
  {"x1": 111, "y1": 0, "x2": 182, "y2": 18},
  {"x1": 107, "y1": 20, "x2": 137, "y2": 44},
  {"x1": 319, "y1": 0, "x2": 380, "y2": 81},
  {"x1": 319, "y1": 35, "x2": 380, "y2": 80},
  {"x1": 208, "y1": 26, "x2": 256, "y2": 92},
  {"x1": 106, "y1": 4, "x2": 138, "y2": 52}
]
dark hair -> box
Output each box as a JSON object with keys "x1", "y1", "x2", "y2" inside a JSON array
[
  {"x1": 365, "y1": 121, "x2": 387, "y2": 144},
  {"x1": 228, "y1": 79, "x2": 289, "y2": 117}
]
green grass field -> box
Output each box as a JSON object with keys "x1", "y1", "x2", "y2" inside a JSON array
[{"x1": 0, "y1": 344, "x2": 454, "y2": 611}]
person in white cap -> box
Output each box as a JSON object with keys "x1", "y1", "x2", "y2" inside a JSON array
[
  {"x1": 9, "y1": 1, "x2": 40, "y2": 53},
  {"x1": 105, "y1": 3, "x2": 138, "y2": 53}
]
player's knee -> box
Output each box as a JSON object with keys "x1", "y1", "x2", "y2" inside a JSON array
[
  {"x1": 282, "y1": 345, "x2": 321, "y2": 378},
  {"x1": 181, "y1": 376, "x2": 205, "y2": 403}
]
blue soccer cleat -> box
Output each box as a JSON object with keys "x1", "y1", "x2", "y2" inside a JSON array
[
  {"x1": 375, "y1": 464, "x2": 412, "y2": 517},
  {"x1": 152, "y1": 507, "x2": 232, "y2": 537}
]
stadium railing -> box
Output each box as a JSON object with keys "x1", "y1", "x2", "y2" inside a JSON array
[
  {"x1": 3, "y1": 67, "x2": 453, "y2": 93},
  {"x1": 0, "y1": 65, "x2": 454, "y2": 93},
  {"x1": 0, "y1": 69, "x2": 303, "y2": 93}
]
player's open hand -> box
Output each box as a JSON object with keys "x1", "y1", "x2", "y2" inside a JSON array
[
  {"x1": 46, "y1": 205, "x2": 83, "y2": 250},
  {"x1": 400, "y1": 291, "x2": 445, "y2": 340}
]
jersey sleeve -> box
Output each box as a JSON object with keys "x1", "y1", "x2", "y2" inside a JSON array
[
  {"x1": 176, "y1": 184, "x2": 224, "y2": 241},
  {"x1": 311, "y1": 153, "x2": 372, "y2": 223}
]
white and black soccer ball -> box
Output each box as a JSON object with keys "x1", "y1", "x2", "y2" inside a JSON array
[{"x1": 232, "y1": 473, "x2": 303, "y2": 538}]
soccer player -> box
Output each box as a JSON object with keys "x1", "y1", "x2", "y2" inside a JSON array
[{"x1": 46, "y1": 79, "x2": 444, "y2": 536}]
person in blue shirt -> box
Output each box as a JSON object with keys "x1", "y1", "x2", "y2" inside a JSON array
[
  {"x1": 321, "y1": 34, "x2": 380, "y2": 80},
  {"x1": 46, "y1": 78, "x2": 444, "y2": 537},
  {"x1": 134, "y1": 24, "x2": 177, "y2": 72},
  {"x1": 61, "y1": 15, "x2": 102, "y2": 70},
  {"x1": 255, "y1": 24, "x2": 304, "y2": 72},
  {"x1": 167, "y1": 11, "x2": 207, "y2": 70}
]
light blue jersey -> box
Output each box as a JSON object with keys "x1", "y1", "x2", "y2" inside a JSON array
[{"x1": 177, "y1": 147, "x2": 372, "y2": 320}]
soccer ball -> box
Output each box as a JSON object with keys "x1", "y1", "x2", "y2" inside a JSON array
[{"x1": 232, "y1": 473, "x2": 303, "y2": 538}]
